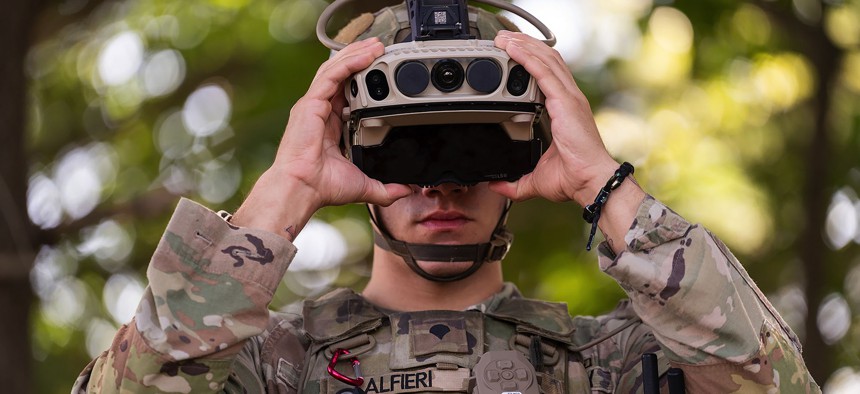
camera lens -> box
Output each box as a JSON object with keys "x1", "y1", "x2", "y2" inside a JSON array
[
  {"x1": 395, "y1": 61, "x2": 430, "y2": 96},
  {"x1": 506, "y1": 65, "x2": 530, "y2": 96},
  {"x1": 431, "y1": 59, "x2": 464, "y2": 92},
  {"x1": 509, "y1": 79, "x2": 524, "y2": 93},
  {"x1": 365, "y1": 70, "x2": 389, "y2": 101},
  {"x1": 466, "y1": 58, "x2": 502, "y2": 93}
]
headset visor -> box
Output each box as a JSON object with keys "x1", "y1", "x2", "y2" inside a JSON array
[{"x1": 351, "y1": 123, "x2": 544, "y2": 186}]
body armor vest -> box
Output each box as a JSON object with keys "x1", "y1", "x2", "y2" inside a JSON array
[{"x1": 291, "y1": 287, "x2": 631, "y2": 394}]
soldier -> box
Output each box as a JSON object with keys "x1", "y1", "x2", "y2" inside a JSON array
[{"x1": 73, "y1": 1, "x2": 819, "y2": 393}]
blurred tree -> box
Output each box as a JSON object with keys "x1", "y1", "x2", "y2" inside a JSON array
[
  {"x1": 2, "y1": 1, "x2": 46, "y2": 392},
  {"x1": 750, "y1": 0, "x2": 842, "y2": 380}
]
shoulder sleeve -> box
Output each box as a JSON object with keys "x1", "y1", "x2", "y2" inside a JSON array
[
  {"x1": 73, "y1": 198, "x2": 297, "y2": 393},
  {"x1": 596, "y1": 196, "x2": 820, "y2": 393}
]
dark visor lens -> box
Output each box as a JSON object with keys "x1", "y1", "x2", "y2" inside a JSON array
[{"x1": 351, "y1": 123, "x2": 541, "y2": 185}]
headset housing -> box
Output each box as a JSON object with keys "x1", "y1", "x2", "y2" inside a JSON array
[{"x1": 318, "y1": 0, "x2": 556, "y2": 186}]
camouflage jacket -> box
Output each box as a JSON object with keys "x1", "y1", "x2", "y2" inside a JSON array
[{"x1": 72, "y1": 196, "x2": 819, "y2": 393}]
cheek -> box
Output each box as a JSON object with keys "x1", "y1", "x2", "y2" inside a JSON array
[{"x1": 376, "y1": 199, "x2": 413, "y2": 233}]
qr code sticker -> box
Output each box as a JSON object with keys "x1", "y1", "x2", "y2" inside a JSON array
[{"x1": 434, "y1": 11, "x2": 447, "y2": 24}]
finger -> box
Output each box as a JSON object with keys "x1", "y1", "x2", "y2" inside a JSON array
[
  {"x1": 498, "y1": 32, "x2": 568, "y2": 71},
  {"x1": 500, "y1": 33, "x2": 576, "y2": 92},
  {"x1": 488, "y1": 174, "x2": 538, "y2": 202},
  {"x1": 316, "y1": 37, "x2": 381, "y2": 74},
  {"x1": 285, "y1": 97, "x2": 332, "y2": 139},
  {"x1": 324, "y1": 82, "x2": 347, "y2": 141},
  {"x1": 499, "y1": 41, "x2": 564, "y2": 97},
  {"x1": 501, "y1": 42, "x2": 574, "y2": 105},
  {"x1": 360, "y1": 181, "x2": 412, "y2": 206},
  {"x1": 306, "y1": 40, "x2": 385, "y2": 101}
]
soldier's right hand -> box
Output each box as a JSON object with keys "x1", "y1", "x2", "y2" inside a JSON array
[{"x1": 231, "y1": 38, "x2": 411, "y2": 240}]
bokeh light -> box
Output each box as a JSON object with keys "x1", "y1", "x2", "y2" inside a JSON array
[
  {"x1": 97, "y1": 31, "x2": 145, "y2": 86},
  {"x1": 770, "y1": 284, "x2": 808, "y2": 340},
  {"x1": 329, "y1": 217, "x2": 374, "y2": 264},
  {"x1": 624, "y1": 6, "x2": 693, "y2": 87},
  {"x1": 41, "y1": 277, "x2": 89, "y2": 328},
  {"x1": 269, "y1": 0, "x2": 327, "y2": 44},
  {"x1": 155, "y1": 110, "x2": 195, "y2": 160},
  {"x1": 159, "y1": 164, "x2": 195, "y2": 195},
  {"x1": 817, "y1": 293, "x2": 851, "y2": 345},
  {"x1": 283, "y1": 219, "x2": 351, "y2": 296},
  {"x1": 182, "y1": 84, "x2": 232, "y2": 137},
  {"x1": 825, "y1": 5, "x2": 860, "y2": 49},
  {"x1": 197, "y1": 158, "x2": 242, "y2": 204},
  {"x1": 650, "y1": 7, "x2": 694, "y2": 54},
  {"x1": 26, "y1": 173, "x2": 63, "y2": 229},
  {"x1": 102, "y1": 273, "x2": 145, "y2": 324},
  {"x1": 289, "y1": 218, "x2": 348, "y2": 272},
  {"x1": 826, "y1": 367, "x2": 860, "y2": 394},
  {"x1": 85, "y1": 318, "x2": 118, "y2": 359},
  {"x1": 78, "y1": 220, "x2": 135, "y2": 272},
  {"x1": 510, "y1": 0, "x2": 650, "y2": 69},
  {"x1": 826, "y1": 188, "x2": 859, "y2": 250},
  {"x1": 30, "y1": 245, "x2": 78, "y2": 300},
  {"x1": 54, "y1": 143, "x2": 118, "y2": 220},
  {"x1": 141, "y1": 49, "x2": 186, "y2": 97},
  {"x1": 732, "y1": 4, "x2": 772, "y2": 46}
]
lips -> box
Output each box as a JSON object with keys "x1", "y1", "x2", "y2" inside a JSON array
[{"x1": 418, "y1": 211, "x2": 470, "y2": 230}]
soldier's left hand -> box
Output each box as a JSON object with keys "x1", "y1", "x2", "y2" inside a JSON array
[{"x1": 489, "y1": 31, "x2": 623, "y2": 207}]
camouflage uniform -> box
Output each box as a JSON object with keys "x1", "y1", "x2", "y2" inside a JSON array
[{"x1": 72, "y1": 196, "x2": 820, "y2": 393}]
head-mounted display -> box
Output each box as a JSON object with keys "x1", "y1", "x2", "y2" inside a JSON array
[{"x1": 317, "y1": 0, "x2": 556, "y2": 186}]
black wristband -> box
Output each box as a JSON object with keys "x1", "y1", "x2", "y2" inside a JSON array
[{"x1": 583, "y1": 162, "x2": 634, "y2": 250}]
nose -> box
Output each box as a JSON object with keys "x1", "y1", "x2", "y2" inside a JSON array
[{"x1": 419, "y1": 182, "x2": 468, "y2": 197}]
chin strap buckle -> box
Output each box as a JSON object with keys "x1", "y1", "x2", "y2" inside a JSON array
[{"x1": 486, "y1": 229, "x2": 513, "y2": 262}]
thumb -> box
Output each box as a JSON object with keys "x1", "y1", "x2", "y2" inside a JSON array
[
  {"x1": 489, "y1": 174, "x2": 538, "y2": 202},
  {"x1": 362, "y1": 181, "x2": 412, "y2": 206}
]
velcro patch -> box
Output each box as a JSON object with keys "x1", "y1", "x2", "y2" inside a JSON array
[
  {"x1": 410, "y1": 317, "x2": 468, "y2": 356},
  {"x1": 389, "y1": 311, "x2": 484, "y2": 369}
]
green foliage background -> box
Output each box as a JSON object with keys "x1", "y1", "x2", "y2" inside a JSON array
[{"x1": 20, "y1": 0, "x2": 860, "y2": 392}]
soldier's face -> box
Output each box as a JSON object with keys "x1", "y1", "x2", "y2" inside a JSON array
[
  {"x1": 377, "y1": 182, "x2": 507, "y2": 244},
  {"x1": 375, "y1": 183, "x2": 508, "y2": 273}
]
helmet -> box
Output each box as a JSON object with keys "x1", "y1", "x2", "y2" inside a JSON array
[
  {"x1": 328, "y1": 1, "x2": 522, "y2": 48},
  {"x1": 316, "y1": 0, "x2": 555, "y2": 282}
]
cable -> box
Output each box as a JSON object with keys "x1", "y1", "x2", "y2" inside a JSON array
[{"x1": 317, "y1": 0, "x2": 557, "y2": 51}]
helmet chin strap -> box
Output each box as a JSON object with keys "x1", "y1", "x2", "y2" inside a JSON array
[{"x1": 368, "y1": 201, "x2": 513, "y2": 283}]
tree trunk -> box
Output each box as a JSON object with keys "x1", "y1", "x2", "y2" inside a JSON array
[
  {"x1": 754, "y1": 0, "x2": 842, "y2": 383},
  {"x1": 799, "y1": 33, "x2": 840, "y2": 385},
  {"x1": 0, "y1": 1, "x2": 43, "y2": 392}
]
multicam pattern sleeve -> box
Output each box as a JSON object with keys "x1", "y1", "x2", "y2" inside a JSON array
[
  {"x1": 72, "y1": 198, "x2": 296, "y2": 393},
  {"x1": 597, "y1": 196, "x2": 820, "y2": 393}
]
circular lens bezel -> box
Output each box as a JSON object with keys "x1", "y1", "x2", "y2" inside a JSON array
[
  {"x1": 395, "y1": 61, "x2": 430, "y2": 97},
  {"x1": 431, "y1": 59, "x2": 465, "y2": 93},
  {"x1": 466, "y1": 58, "x2": 503, "y2": 93}
]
